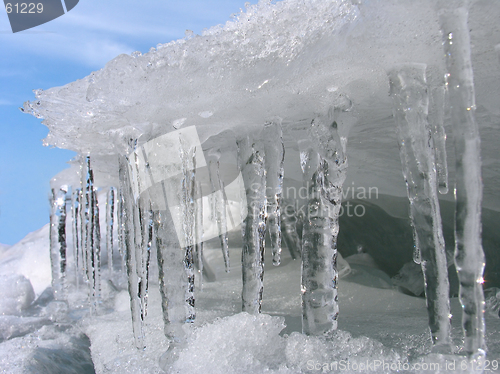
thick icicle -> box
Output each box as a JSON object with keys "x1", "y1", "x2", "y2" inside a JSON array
[
  {"x1": 281, "y1": 198, "x2": 301, "y2": 260},
  {"x1": 237, "y1": 135, "x2": 266, "y2": 314},
  {"x1": 80, "y1": 156, "x2": 101, "y2": 314},
  {"x1": 439, "y1": 8, "x2": 486, "y2": 358},
  {"x1": 388, "y1": 64, "x2": 452, "y2": 350},
  {"x1": 118, "y1": 153, "x2": 145, "y2": 349},
  {"x1": 180, "y1": 141, "x2": 196, "y2": 322},
  {"x1": 429, "y1": 86, "x2": 449, "y2": 195},
  {"x1": 207, "y1": 152, "x2": 230, "y2": 272},
  {"x1": 50, "y1": 185, "x2": 68, "y2": 300},
  {"x1": 299, "y1": 106, "x2": 348, "y2": 336},
  {"x1": 262, "y1": 121, "x2": 285, "y2": 266},
  {"x1": 106, "y1": 187, "x2": 115, "y2": 273}
]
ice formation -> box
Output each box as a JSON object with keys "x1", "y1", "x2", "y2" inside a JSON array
[{"x1": 11, "y1": 0, "x2": 500, "y2": 372}]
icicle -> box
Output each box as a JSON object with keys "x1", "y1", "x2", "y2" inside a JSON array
[
  {"x1": 429, "y1": 86, "x2": 449, "y2": 195},
  {"x1": 207, "y1": 152, "x2": 230, "y2": 272},
  {"x1": 71, "y1": 188, "x2": 80, "y2": 288},
  {"x1": 119, "y1": 153, "x2": 145, "y2": 349},
  {"x1": 50, "y1": 185, "x2": 68, "y2": 300},
  {"x1": 439, "y1": 8, "x2": 486, "y2": 359},
  {"x1": 299, "y1": 106, "x2": 348, "y2": 336},
  {"x1": 139, "y1": 202, "x2": 153, "y2": 322},
  {"x1": 117, "y1": 185, "x2": 126, "y2": 274},
  {"x1": 91, "y1": 182, "x2": 101, "y2": 314},
  {"x1": 194, "y1": 181, "x2": 204, "y2": 290},
  {"x1": 78, "y1": 181, "x2": 87, "y2": 281},
  {"x1": 388, "y1": 64, "x2": 452, "y2": 351},
  {"x1": 281, "y1": 198, "x2": 301, "y2": 260},
  {"x1": 180, "y1": 141, "x2": 196, "y2": 322},
  {"x1": 106, "y1": 187, "x2": 115, "y2": 273},
  {"x1": 237, "y1": 135, "x2": 266, "y2": 314},
  {"x1": 262, "y1": 121, "x2": 285, "y2": 266}
]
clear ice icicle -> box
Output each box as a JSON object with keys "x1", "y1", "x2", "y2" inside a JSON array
[
  {"x1": 388, "y1": 64, "x2": 452, "y2": 350},
  {"x1": 71, "y1": 188, "x2": 80, "y2": 288},
  {"x1": 194, "y1": 181, "x2": 204, "y2": 289},
  {"x1": 81, "y1": 156, "x2": 101, "y2": 314},
  {"x1": 117, "y1": 185, "x2": 126, "y2": 274},
  {"x1": 262, "y1": 121, "x2": 285, "y2": 266},
  {"x1": 50, "y1": 185, "x2": 68, "y2": 300},
  {"x1": 237, "y1": 135, "x2": 267, "y2": 314},
  {"x1": 429, "y1": 86, "x2": 449, "y2": 195},
  {"x1": 119, "y1": 153, "x2": 145, "y2": 349},
  {"x1": 299, "y1": 113, "x2": 347, "y2": 336},
  {"x1": 91, "y1": 181, "x2": 101, "y2": 313},
  {"x1": 106, "y1": 187, "x2": 115, "y2": 273},
  {"x1": 180, "y1": 141, "x2": 196, "y2": 322},
  {"x1": 439, "y1": 8, "x2": 486, "y2": 358},
  {"x1": 207, "y1": 152, "x2": 230, "y2": 272}
]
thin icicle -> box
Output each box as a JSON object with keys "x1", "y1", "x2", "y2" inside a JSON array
[
  {"x1": 194, "y1": 181, "x2": 204, "y2": 290},
  {"x1": 429, "y1": 86, "x2": 449, "y2": 195},
  {"x1": 300, "y1": 106, "x2": 348, "y2": 336},
  {"x1": 439, "y1": 8, "x2": 486, "y2": 359},
  {"x1": 106, "y1": 187, "x2": 115, "y2": 273},
  {"x1": 91, "y1": 182, "x2": 101, "y2": 313},
  {"x1": 388, "y1": 64, "x2": 452, "y2": 351},
  {"x1": 71, "y1": 188, "x2": 80, "y2": 288},
  {"x1": 237, "y1": 135, "x2": 267, "y2": 314},
  {"x1": 117, "y1": 185, "x2": 126, "y2": 274},
  {"x1": 207, "y1": 153, "x2": 230, "y2": 272},
  {"x1": 139, "y1": 203, "x2": 153, "y2": 321},
  {"x1": 262, "y1": 121, "x2": 285, "y2": 266},
  {"x1": 78, "y1": 182, "x2": 87, "y2": 281},
  {"x1": 50, "y1": 185, "x2": 68, "y2": 300}
]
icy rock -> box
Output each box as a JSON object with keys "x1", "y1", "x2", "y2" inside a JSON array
[
  {"x1": 0, "y1": 315, "x2": 50, "y2": 342},
  {"x1": 484, "y1": 288, "x2": 500, "y2": 318},
  {"x1": 0, "y1": 274, "x2": 35, "y2": 316},
  {"x1": 391, "y1": 261, "x2": 425, "y2": 297}
]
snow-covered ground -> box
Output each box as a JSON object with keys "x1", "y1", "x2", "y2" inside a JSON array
[{"x1": 1, "y1": 221, "x2": 499, "y2": 374}]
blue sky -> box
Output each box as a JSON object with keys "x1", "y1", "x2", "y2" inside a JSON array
[{"x1": 0, "y1": 0, "x2": 249, "y2": 245}]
